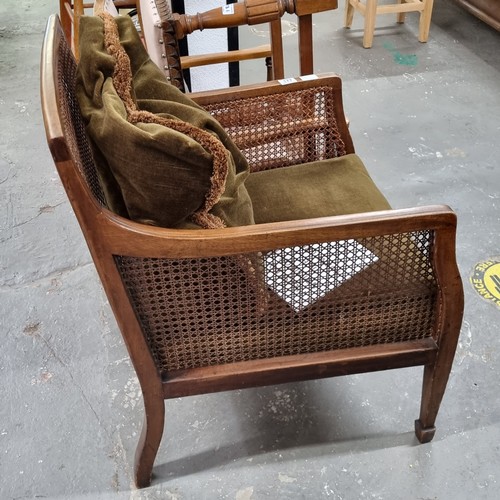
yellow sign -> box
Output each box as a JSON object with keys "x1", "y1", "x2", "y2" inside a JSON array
[{"x1": 470, "y1": 259, "x2": 500, "y2": 308}]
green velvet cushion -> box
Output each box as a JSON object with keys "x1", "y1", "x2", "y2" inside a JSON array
[
  {"x1": 76, "y1": 15, "x2": 254, "y2": 228},
  {"x1": 245, "y1": 154, "x2": 391, "y2": 224}
]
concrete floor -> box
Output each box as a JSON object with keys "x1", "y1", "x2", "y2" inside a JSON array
[{"x1": 1, "y1": 0, "x2": 499, "y2": 498}]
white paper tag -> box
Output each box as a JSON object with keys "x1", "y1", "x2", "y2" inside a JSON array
[
  {"x1": 222, "y1": 4, "x2": 235, "y2": 15},
  {"x1": 300, "y1": 74, "x2": 319, "y2": 81},
  {"x1": 278, "y1": 77, "x2": 297, "y2": 85}
]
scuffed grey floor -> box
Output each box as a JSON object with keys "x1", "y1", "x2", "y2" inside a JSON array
[{"x1": 1, "y1": 0, "x2": 499, "y2": 498}]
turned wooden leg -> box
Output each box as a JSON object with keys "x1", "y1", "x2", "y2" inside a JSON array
[
  {"x1": 363, "y1": 0, "x2": 377, "y2": 48},
  {"x1": 134, "y1": 394, "x2": 165, "y2": 488},
  {"x1": 418, "y1": 0, "x2": 434, "y2": 42},
  {"x1": 344, "y1": 0, "x2": 355, "y2": 29}
]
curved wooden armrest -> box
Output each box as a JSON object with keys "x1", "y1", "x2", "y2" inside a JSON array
[{"x1": 95, "y1": 204, "x2": 457, "y2": 258}]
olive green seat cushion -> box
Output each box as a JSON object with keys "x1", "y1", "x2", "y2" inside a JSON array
[
  {"x1": 76, "y1": 15, "x2": 253, "y2": 228},
  {"x1": 246, "y1": 154, "x2": 391, "y2": 224}
]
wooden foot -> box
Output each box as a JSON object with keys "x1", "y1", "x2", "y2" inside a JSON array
[{"x1": 415, "y1": 419, "x2": 436, "y2": 443}]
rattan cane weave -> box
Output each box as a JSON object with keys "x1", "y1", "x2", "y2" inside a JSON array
[
  {"x1": 203, "y1": 87, "x2": 347, "y2": 171},
  {"x1": 57, "y1": 38, "x2": 107, "y2": 206},
  {"x1": 115, "y1": 231, "x2": 437, "y2": 373}
]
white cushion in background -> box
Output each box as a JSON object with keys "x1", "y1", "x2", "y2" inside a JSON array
[{"x1": 139, "y1": 0, "x2": 172, "y2": 81}]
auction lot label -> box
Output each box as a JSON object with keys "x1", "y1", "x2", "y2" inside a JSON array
[{"x1": 470, "y1": 258, "x2": 500, "y2": 309}]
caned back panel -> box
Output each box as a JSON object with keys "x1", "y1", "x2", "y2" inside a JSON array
[
  {"x1": 56, "y1": 25, "x2": 108, "y2": 207},
  {"x1": 203, "y1": 87, "x2": 348, "y2": 172}
]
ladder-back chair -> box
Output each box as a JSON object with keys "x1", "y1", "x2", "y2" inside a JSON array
[{"x1": 61, "y1": 0, "x2": 338, "y2": 88}]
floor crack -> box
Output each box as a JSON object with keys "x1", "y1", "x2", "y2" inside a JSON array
[
  {"x1": 0, "y1": 261, "x2": 94, "y2": 291},
  {"x1": 32, "y1": 328, "x2": 112, "y2": 439}
]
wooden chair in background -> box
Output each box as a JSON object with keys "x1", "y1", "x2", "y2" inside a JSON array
[
  {"x1": 345, "y1": 0, "x2": 435, "y2": 48},
  {"x1": 135, "y1": 0, "x2": 285, "y2": 91},
  {"x1": 41, "y1": 13, "x2": 463, "y2": 487},
  {"x1": 60, "y1": 0, "x2": 338, "y2": 89},
  {"x1": 166, "y1": 0, "x2": 339, "y2": 80}
]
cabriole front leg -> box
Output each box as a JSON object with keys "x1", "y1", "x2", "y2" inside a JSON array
[{"x1": 134, "y1": 396, "x2": 165, "y2": 488}]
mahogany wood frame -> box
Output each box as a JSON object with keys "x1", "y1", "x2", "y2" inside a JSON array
[{"x1": 41, "y1": 14, "x2": 463, "y2": 488}]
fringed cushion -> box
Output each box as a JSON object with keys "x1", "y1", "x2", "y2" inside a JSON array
[{"x1": 76, "y1": 14, "x2": 254, "y2": 229}]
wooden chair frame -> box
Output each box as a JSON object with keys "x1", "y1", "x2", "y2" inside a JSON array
[
  {"x1": 41, "y1": 14, "x2": 463, "y2": 487},
  {"x1": 61, "y1": 0, "x2": 338, "y2": 79},
  {"x1": 345, "y1": 0, "x2": 435, "y2": 48},
  {"x1": 168, "y1": 0, "x2": 338, "y2": 78}
]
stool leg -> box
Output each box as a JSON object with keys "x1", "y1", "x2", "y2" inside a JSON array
[
  {"x1": 363, "y1": 0, "x2": 377, "y2": 48},
  {"x1": 397, "y1": 0, "x2": 406, "y2": 23},
  {"x1": 418, "y1": 0, "x2": 434, "y2": 42},
  {"x1": 344, "y1": 0, "x2": 355, "y2": 29}
]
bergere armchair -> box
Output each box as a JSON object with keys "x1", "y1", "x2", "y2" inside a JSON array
[{"x1": 41, "y1": 13, "x2": 463, "y2": 488}]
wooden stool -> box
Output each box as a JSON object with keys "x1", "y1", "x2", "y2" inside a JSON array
[{"x1": 345, "y1": 0, "x2": 435, "y2": 48}]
